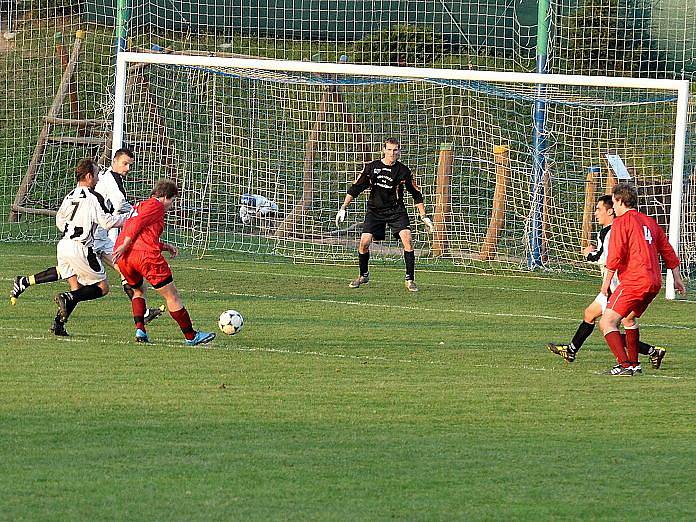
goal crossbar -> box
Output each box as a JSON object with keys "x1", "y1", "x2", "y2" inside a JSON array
[{"x1": 113, "y1": 52, "x2": 690, "y2": 299}]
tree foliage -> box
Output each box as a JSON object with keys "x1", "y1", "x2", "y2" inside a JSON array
[
  {"x1": 556, "y1": 0, "x2": 671, "y2": 76},
  {"x1": 350, "y1": 24, "x2": 450, "y2": 67}
]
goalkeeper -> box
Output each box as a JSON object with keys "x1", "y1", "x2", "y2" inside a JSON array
[{"x1": 335, "y1": 138, "x2": 434, "y2": 292}]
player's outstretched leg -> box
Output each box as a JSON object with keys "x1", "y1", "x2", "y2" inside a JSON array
[
  {"x1": 144, "y1": 304, "x2": 166, "y2": 325},
  {"x1": 546, "y1": 342, "x2": 576, "y2": 362},
  {"x1": 11, "y1": 267, "x2": 61, "y2": 305},
  {"x1": 10, "y1": 276, "x2": 29, "y2": 305},
  {"x1": 649, "y1": 346, "x2": 666, "y2": 369}
]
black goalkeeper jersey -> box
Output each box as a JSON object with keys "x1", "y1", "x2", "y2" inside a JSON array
[{"x1": 347, "y1": 160, "x2": 424, "y2": 213}]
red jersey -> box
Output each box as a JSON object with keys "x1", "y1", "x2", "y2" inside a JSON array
[
  {"x1": 115, "y1": 197, "x2": 166, "y2": 255},
  {"x1": 606, "y1": 209, "x2": 679, "y2": 291}
]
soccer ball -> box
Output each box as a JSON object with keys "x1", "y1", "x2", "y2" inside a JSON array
[{"x1": 218, "y1": 310, "x2": 243, "y2": 335}]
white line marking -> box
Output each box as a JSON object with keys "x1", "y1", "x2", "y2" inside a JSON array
[{"x1": 5, "y1": 332, "x2": 688, "y2": 380}]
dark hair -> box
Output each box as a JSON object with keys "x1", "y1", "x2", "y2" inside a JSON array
[
  {"x1": 598, "y1": 194, "x2": 614, "y2": 209},
  {"x1": 384, "y1": 137, "x2": 400, "y2": 148},
  {"x1": 151, "y1": 179, "x2": 179, "y2": 199},
  {"x1": 75, "y1": 159, "x2": 98, "y2": 182},
  {"x1": 612, "y1": 183, "x2": 638, "y2": 209},
  {"x1": 113, "y1": 148, "x2": 134, "y2": 160}
]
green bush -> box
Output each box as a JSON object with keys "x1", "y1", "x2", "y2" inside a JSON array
[{"x1": 350, "y1": 24, "x2": 450, "y2": 67}]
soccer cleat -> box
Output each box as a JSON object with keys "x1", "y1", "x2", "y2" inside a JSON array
[
  {"x1": 607, "y1": 364, "x2": 634, "y2": 376},
  {"x1": 633, "y1": 363, "x2": 643, "y2": 375},
  {"x1": 349, "y1": 274, "x2": 369, "y2": 288},
  {"x1": 649, "y1": 347, "x2": 666, "y2": 369},
  {"x1": 49, "y1": 319, "x2": 69, "y2": 337},
  {"x1": 144, "y1": 304, "x2": 166, "y2": 325},
  {"x1": 546, "y1": 343, "x2": 576, "y2": 363},
  {"x1": 404, "y1": 279, "x2": 419, "y2": 292},
  {"x1": 54, "y1": 292, "x2": 75, "y2": 322},
  {"x1": 135, "y1": 328, "x2": 150, "y2": 343},
  {"x1": 10, "y1": 275, "x2": 29, "y2": 305},
  {"x1": 186, "y1": 331, "x2": 216, "y2": 346}
]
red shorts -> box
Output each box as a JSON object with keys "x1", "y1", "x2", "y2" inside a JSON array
[
  {"x1": 117, "y1": 250, "x2": 173, "y2": 289},
  {"x1": 606, "y1": 284, "x2": 659, "y2": 318}
]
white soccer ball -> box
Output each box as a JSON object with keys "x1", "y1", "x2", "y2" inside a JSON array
[{"x1": 218, "y1": 309, "x2": 244, "y2": 335}]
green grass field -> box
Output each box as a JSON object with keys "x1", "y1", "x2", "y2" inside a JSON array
[{"x1": 1, "y1": 242, "x2": 695, "y2": 520}]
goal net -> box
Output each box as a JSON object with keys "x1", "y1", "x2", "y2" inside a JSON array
[{"x1": 112, "y1": 52, "x2": 690, "y2": 288}]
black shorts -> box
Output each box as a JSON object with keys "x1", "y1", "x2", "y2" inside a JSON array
[{"x1": 362, "y1": 209, "x2": 411, "y2": 241}]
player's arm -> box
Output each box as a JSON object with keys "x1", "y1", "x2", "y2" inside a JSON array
[
  {"x1": 161, "y1": 242, "x2": 178, "y2": 258},
  {"x1": 600, "y1": 268, "x2": 615, "y2": 296},
  {"x1": 405, "y1": 173, "x2": 434, "y2": 233},
  {"x1": 603, "y1": 224, "x2": 626, "y2": 295},
  {"x1": 55, "y1": 197, "x2": 72, "y2": 231},
  {"x1": 336, "y1": 166, "x2": 369, "y2": 225},
  {"x1": 91, "y1": 189, "x2": 126, "y2": 230}
]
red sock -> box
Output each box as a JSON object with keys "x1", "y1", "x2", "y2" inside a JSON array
[
  {"x1": 605, "y1": 331, "x2": 629, "y2": 365},
  {"x1": 625, "y1": 329, "x2": 640, "y2": 365},
  {"x1": 170, "y1": 307, "x2": 195, "y2": 340},
  {"x1": 132, "y1": 296, "x2": 146, "y2": 331}
]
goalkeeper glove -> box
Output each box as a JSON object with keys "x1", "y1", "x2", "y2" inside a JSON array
[
  {"x1": 420, "y1": 215, "x2": 435, "y2": 233},
  {"x1": 335, "y1": 206, "x2": 347, "y2": 227}
]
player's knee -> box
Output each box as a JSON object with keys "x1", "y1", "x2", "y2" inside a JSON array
[
  {"x1": 583, "y1": 308, "x2": 597, "y2": 323},
  {"x1": 98, "y1": 279, "x2": 110, "y2": 296}
]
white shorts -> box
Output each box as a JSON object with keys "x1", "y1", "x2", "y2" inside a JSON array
[
  {"x1": 93, "y1": 236, "x2": 114, "y2": 256},
  {"x1": 56, "y1": 238, "x2": 106, "y2": 286},
  {"x1": 594, "y1": 292, "x2": 608, "y2": 313}
]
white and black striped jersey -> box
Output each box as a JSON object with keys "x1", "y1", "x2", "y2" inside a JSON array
[
  {"x1": 56, "y1": 185, "x2": 126, "y2": 248},
  {"x1": 587, "y1": 225, "x2": 619, "y2": 290},
  {"x1": 95, "y1": 167, "x2": 132, "y2": 215},
  {"x1": 94, "y1": 167, "x2": 132, "y2": 242}
]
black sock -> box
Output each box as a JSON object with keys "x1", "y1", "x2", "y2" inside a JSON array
[
  {"x1": 122, "y1": 281, "x2": 134, "y2": 300},
  {"x1": 33, "y1": 266, "x2": 60, "y2": 285},
  {"x1": 71, "y1": 283, "x2": 104, "y2": 304},
  {"x1": 404, "y1": 250, "x2": 415, "y2": 280},
  {"x1": 359, "y1": 252, "x2": 370, "y2": 277},
  {"x1": 639, "y1": 342, "x2": 653, "y2": 356},
  {"x1": 570, "y1": 321, "x2": 595, "y2": 352}
]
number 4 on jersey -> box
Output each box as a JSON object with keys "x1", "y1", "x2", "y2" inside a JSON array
[{"x1": 643, "y1": 225, "x2": 653, "y2": 244}]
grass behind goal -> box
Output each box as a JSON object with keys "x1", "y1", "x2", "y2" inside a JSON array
[{"x1": 1, "y1": 243, "x2": 695, "y2": 520}]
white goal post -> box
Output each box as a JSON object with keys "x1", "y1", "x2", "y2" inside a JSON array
[{"x1": 112, "y1": 51, "x2": 690, "y2": 299}]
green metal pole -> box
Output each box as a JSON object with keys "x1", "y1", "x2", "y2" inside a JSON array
[
  {"x1": 115, "y1": 0, "x2": 129, "y2": 55},
  {"x1": 529, "y1": 0, "x2": 551, "y2": 268}
]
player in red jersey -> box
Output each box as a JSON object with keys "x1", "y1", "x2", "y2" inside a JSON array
[
  {"x1": 598, "y1": 183, "x2": 685, "y2": 376},
  {"x1": 112, "y1": 179, "x2": 215, "y2": 346}
]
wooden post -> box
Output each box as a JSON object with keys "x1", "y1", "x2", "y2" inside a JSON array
[
  {"x1": 479, "y1": 145, "x2": 510, "y2": 261},
  {"x1": 54, "y1": 31, "x2": 80, "y2": 120},
  {"x1": 581, "y1": 166, "x2": 600, "y2": 249},
  {"x1": 9, "y1": 30, "x2": 85, "y2": 222},
  {"x1": 432, "y1": 143, "x2": 453, "y2": 257}
]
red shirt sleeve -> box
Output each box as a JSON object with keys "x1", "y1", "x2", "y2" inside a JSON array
[
  {"x1": 120, "y1": 199, "x2": 164, "y2": 244},
  {"x1": 653, "y1": 219, "x2": 680, "y2": 269},
  {"x1": 605, "y1": 217, "x2": 627, "y2": 272}
]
